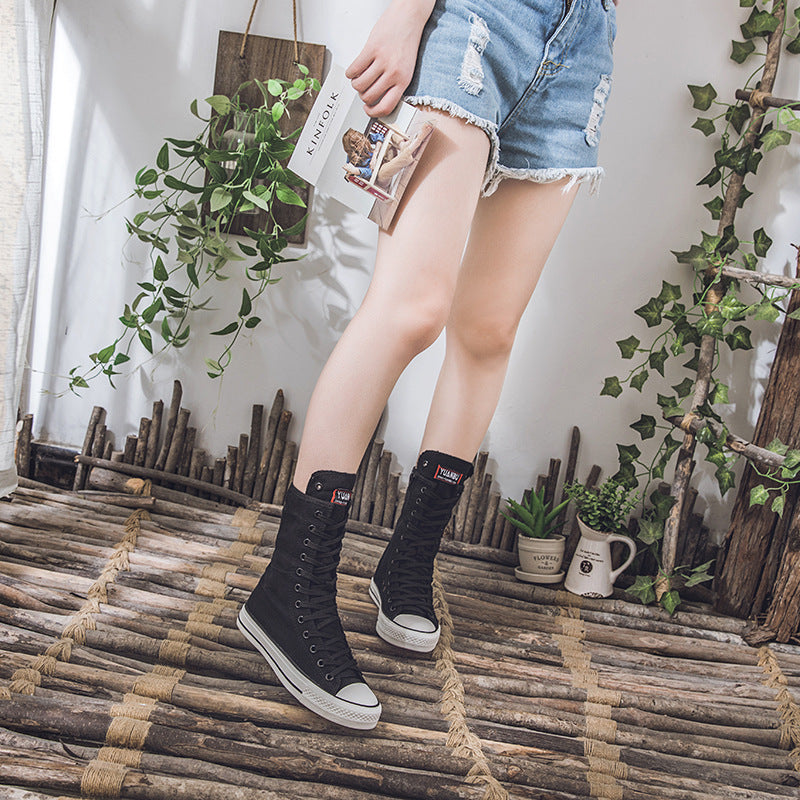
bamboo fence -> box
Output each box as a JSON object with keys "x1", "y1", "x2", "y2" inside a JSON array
[{"x1": 0, "y1": 480, "x2": 798, "y2": 799}]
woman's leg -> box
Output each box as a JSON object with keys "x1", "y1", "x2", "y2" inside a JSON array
[
  {"x1": 419, "y1": 176, "x2": 580, "y2": 459},
  {"x1": 293, "y1": 111, "x2": 490, "y2": 490}
]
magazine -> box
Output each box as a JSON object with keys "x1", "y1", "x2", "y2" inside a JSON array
[{"x1": 288, "y1": 63, "x2": 435, "y2": 229}]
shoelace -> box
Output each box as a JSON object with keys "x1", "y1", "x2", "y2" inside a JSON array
[
  {"x1": 295, "y1": 513, "x2": 363, "y2": 685},
  {"x1": 387, "y1": 480, "x2": 456, "y2": 618}
]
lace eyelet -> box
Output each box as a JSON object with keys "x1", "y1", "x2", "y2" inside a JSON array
[
  {"x1": 316, "y1": 659, "x2": 324, "y2": 668},
  {"x1": 314, "y1": 481, "x2": 323, "y2": 491},
  {"x1": 297, "y1": 615, "x2": 304, "y2": 623},
  {"x1": 296, "y1": 567, "x2": 303, "y2": 576},
  {"x1": 421, "y1": 486, "x2": 427, "y2": 494},
  {"x1": 308, "y1": 524, "x2": 316, "y2": 533},
  {"x1": 300, "y1": 553, "x2": 306, "y2": 561},
  {"x1": 325, "y1": 673, "x2": 334, "y2": 681},
  {"x1": 415, "y1": 498, "x2": 422, "y2": 505},
  {"x1": 302, "y1": 630, "x2": 310, "y2": 639},
  {"x1": 295, "y1": 600, "x2": 302, "y2": 608},
  {"x1": 314, "y1": 509, "x2": 323, "y2": 518},
  {"x1": 294, "y1": 583, "x2": 301, "y2": 592},
  {"x1": 309, "y1": 644, "x2": 316, "y2": 653},
  {"x1": 303, "y1": 538, "x2": 310, "y2": 546}
]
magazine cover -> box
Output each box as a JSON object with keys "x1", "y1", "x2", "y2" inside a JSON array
[{"x1": 288, "y1": 63, "x2": 435, "y2": 229}]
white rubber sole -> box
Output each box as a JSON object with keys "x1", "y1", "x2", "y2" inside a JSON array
[
  {"x1": 236, "y1": 604, "x2": 381, "y2": 730},
  {"x1": 368, "y1": 578, "x2": 440, "y2": 653}
]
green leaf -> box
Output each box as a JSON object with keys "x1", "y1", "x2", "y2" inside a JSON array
[
  {"x1": 630, "y1": 370, "x2": 649, "y2": 392},
  {"x1": 710, "y1": 381, "x2": 730, "y2": 404},
  {"x1": 719, "y1": 293, "x2": 748, "y2": 320},
  {"x1": 749, "y1": 484, "x2": 770, "y2": 507},
  {"x1": 703, "y1": 196, "x2": 723, "y2": 220},
  {"x1": 783, "y1": 449, "x2": 800, "y2": 470},
  {"x1": 753, "y1": 298, "x2": 780, "y2": 323},
  {"x1": 725, "y1": 325, "x2": 752, "y2": 351},
  {"x1": 96, "y1": 344, "x2": 115, "y2": 363},
  {"x1": 746, "y1": 150, "x2": 763, "y2": 174},
  {"x1": 684, "y1": 567, "x2": 713, "y2": 587},
  {"x1": 135, "y1": 167, "x2": 158, "y2": 186},
  {"x1": 730, "y1": 39, "x2": 756, "y2": 63},
  {"x1": 161, "y1": 317, "x2": 172, "y2": 342},
  {"x1": 164, "y1": 175, "x2": 203, "y2": 193},
  {"x1": 267, "y1": 79, "x2": 283, "y2": 96},
  {"x1": 153, "y1": 256, "x2": 168, "y2": 282},
  {"x1": 725, "y1": 103, "x2": 751, "y2": 134},
  {"x1": 648, "y1": 347, "x2": 668, "y2": 377},
  {"x1": 601, "y1": 376, "x2": 623, "y2": 398},
  {"x1": 210, "y1": 322, "x2": 238, "y2": 336},
  {"x1": 672, "y1": 245, "x2": 708, "y2": 271},
  {"x1": 205, "y1": 95, "x2": 232, "y2": 115},
  {"x1": 660, "y1": 589, "x2": 681, "y2": 616},
  {"x1": 715, "y1": 466, "x2": 736, "y2": 495},
  {"x1": 741, "y1": 252, "x2": 758, "y2": 270},
  {"x1": 753, "y1": 227, "x2": 772, "y2": 257},
  {"x1": 637, "y1": 518, "x2": 664, "y2": 545},
  {"x1": 617, "y1": 443, "x2": 641, "y2": 465},
  {"x1": 210, "y1": 187, "x2": 232, "y2": 213},
  {"x1": 625, "y1": 574, "x2": 656, "y2": 605},
  {"x1": 657, "y1": 281, "x2": 682, "y2": 304},
  {"x1": 156, "y1": 143, "x2": 170, "y2": 170},
  {"x1": 245, "y1": 316, "x2": 262, "y2": 329},
  {"x1": 696, "y1": 312, "x2": 725, "y2": 339},
  {"x1": 275, "y1": 184, "x2": 306, "y2": 207},
  {"x1": 697, "y1": 167, "x2": 722, "y2": 188},
  {"x1": 239, "y1": 288, "x2": 252, "y2": 317},
  {"x1": 761, "y1": 129, "x2": 791, "y2": 152},
  {"x1": 631, "y1": 414, "x2": 657, "y2": 440},
  {"x1": 692, "y1": 117, "x2": 716, "y2": 136},
  {"x1": 718, "y1": 224, "x2": 739, "y2": 256},
  {"x1": 771, "y1": 493, "x2": 786, "y2": 516},
  {"x1": 138, "y1": 329, "x2": 153, "y2": 354},
  {"x1": 634, "y1": 297, "x2": 664, "y2": 328},
  {"x1": 616, "y1": 335, "x2": 640, "y2": 359},
  {"x1": 740, "y1": 0, "x2": 755, "y2": 6},
  {"x1": 243, "y1": 189, "x2": 271, "y2": 212},
  {"x1": 688, "y1": 83, "x2": 717, "y2": 111},
  {"x1": 657, "y1": 393, "x2": 684, "y2": 419},
  {"x1": 672, "y1": 377, "x2": 695, "y2": 398},
  {"x1": 767, "y1": 437, "x2": 789, "y2": 455}
]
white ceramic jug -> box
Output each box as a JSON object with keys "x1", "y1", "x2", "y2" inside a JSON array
[{"x1": 564, "y1": 518, "x2": 637, "y2": 598}]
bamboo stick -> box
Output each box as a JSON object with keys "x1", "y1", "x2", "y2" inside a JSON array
[
  {"x1": 103, "y1": 440, "x2": 113, "y2": 460},
  {"x1": 144, "y1": 400, "x2": 163, "y2": 470},
  {"x1": 212, "y1": 458, "x2": 225, "y2": 487},
  {"x1": 134, "y1": 417, "x2": 151, "y2": 467},
  {"x1": 233, "y1": 433, "x2": 248, "y2": 494},
  {"x1": 154, "y1": 381, "x2": 182, "y2": 472},
  {"x1": 122, "y1": 434, "x2": 137, "y2": 465},
  {"x1": 262, "y1": 410, "x2": 291, "y2": 503},
  {"x1": 73, "y1": 406, "x2": 105, "y2": 490},
  {"x1": 254, "y1": 390, "x2": 284, "y2": 500},
  {"x1": 187, "y1": 449, "x2": 206, "y2": 497},
  {"x1": 178, "y1": 426, "x2": 196, "y2": 478},
  {"x1": 164, "y1": 408, "x2": 190, "y2": 475},
  {"x1": 242, "y1": 404, "x2": 263, "y2": 497}
]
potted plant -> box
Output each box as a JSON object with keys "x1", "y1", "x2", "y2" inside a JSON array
[
  {"x1": 562, "y1": 478, "x2": 639, "y2": 598},
  {"x1": 501, "y1": 487, "x2": 570, "y2": 583}
]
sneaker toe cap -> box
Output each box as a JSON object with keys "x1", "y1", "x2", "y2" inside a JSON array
[
  {"x1": 394, "y1": 613, "x2": 437, "y2": 633},
  {"x1": 336, "y1": 682, "x2": 379, "y2": 707}
]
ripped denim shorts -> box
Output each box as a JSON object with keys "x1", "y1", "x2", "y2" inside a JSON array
[{"x1": 404, "y1": 0, "x2": 617, "y2": 196}]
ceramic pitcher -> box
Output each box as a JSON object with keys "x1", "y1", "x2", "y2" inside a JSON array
[{"x1": 564, "y1": 517, "x2": 637, "y2": 598}]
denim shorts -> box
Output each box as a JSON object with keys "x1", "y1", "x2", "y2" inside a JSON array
[{"x1": 403, "y1": 0, "x2": 617, "y2": 196}]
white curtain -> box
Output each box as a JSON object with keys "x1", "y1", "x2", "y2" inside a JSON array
[{"x1": 0, "y1": 0, "x2": 53, "y2": 496}]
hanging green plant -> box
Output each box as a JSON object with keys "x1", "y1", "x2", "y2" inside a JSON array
[{"x1": 69, "y1": 68, "x2": 320, "y2": 392}]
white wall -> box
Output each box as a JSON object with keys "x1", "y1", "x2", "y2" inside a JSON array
[{"x1": 25, "y1": 0, "x2": 800, "y2": 542}]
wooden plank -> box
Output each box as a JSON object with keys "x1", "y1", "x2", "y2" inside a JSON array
[
  {"x1": 254, "y1": 390, "x2": 284, "y2": 500},
  {"x1": 242, "y1": 405, "x2": 264, "y2": 497},
  {"x1": 212, "y1": 31, "x2": 325, "y2": 243}
]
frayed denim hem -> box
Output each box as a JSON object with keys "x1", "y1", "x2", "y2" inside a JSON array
[
  {"x1": 403, "y1": 94, "x2": 500, "y2": 195},
  {"x1": 483, "y1": 165, "x2": 605, "y2": 198}
]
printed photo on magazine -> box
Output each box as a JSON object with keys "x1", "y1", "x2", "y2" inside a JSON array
[{"x1": 288, "y1": 63, "x2": 435, "y2": 229}]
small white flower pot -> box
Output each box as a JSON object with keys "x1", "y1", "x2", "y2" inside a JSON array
[{"x1": 515, "y1": 534, "x2": 566, "y2": 583}]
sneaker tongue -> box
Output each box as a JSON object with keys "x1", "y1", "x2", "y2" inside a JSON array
[
  {"x1": 305, "y1": 470, "x2": 356, "y2": 507},
  {"x1": 415, "y1": 450, "x2": 474, "y2": 487}
]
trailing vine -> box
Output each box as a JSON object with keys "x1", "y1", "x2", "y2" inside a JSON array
[
  {"x1": 601, "y1": 0, "x2": 800, "y2": 608},
  {"x1": 69, "y1": 68, "x2": 320, "y2": 392}
]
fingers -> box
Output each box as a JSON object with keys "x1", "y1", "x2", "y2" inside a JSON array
[
  {"x1": 363, "y1": 84, "x2": 405, "y2": 118},
  {"x1": 345, "y1": 49, "x2": 374, "y2": 81}
]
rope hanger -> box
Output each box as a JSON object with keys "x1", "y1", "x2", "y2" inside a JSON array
[{"x1": 240, "y1": 0, "x2": 300, "y2": 62}]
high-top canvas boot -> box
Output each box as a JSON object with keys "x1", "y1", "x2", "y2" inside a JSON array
[
  {"x1": 369, "y1": 450, "x2": 474, "y2": 652},
  {"x1": 237, "y1": 470, "x2": 381, "y2": 729}
]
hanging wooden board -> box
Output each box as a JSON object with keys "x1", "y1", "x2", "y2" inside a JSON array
[{"x1": 213, "y1": 30, "x2": 325, "y2": 244}]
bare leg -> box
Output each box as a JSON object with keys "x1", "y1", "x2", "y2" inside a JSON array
[
  {"x1": 293, "y1": 112, "x2": 490, "y2": 490},
  {"x1": 419, "y1": 177, "x2": 580, "y2": 459}
]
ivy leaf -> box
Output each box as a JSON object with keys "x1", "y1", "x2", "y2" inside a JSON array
[
  {"x1": 771, "y1": 493, "x2": 786, "y2": 516},
  {"x1": 637, "y1": 518, "x2": 664, "y2": 545},
  {"x1": 746, "y1": 150, "x2": 763, "y2": 174},
  {"x1": 657, "y1": 393, "x2": 684, "y2": 419},
  {"x1": 703, "y1": 196, "x2": 723, "y2": 220},
  {"x1": 701, "y1": 231, "x2": 721, "y2": 253},
  {"x1": 761, "y1": 129, "x2": 791, "y2": 152},
  {"x1": 725, "y1": 102, "x2": 751, "y2": 134},
  {"x1": 715, "y1": 466, "x2": 736, "y2": 495},
  {"x1": 740, "y1": 0, "x2": 755, "y2": 6},
  {"x1": 156, "y1": 143, "x2": 170, "y2": 170},
  {"x1": 753, "y1": 227, "x2": 772, "y2": 257},
  {"x1": 688, "y1": 83, "x2": 717, "y2": 111},
  {"x1": 683, "y1": 349, "x2": 700, "y2": 372},
  {"x1": 697, "y1": 166, "x2": 722, "y2": 187},
  {"x1": 617, "y1": 443, "x2": 641, "y2": 465},
  {"x1": 725, "y1": 325, "x2": 753, "y2": 351},
  {"x1": 601, "y1": 376, "x2": 623, "y2": 398},
  {"x1": 719, "y1": 293, "x2": 748, "y2": 320},
  {"x1": 741, "y1": 8, "x2": 780, "y2": 38},
  {"x1": 753, "y1": 298, "x2": 780, "y2": 322},
  {"x1": 710, "y1": 381, "x2": 730, "y2": 404},
  {"x1": 657, "y1": 281, "x2": 682, "y2": 303},
  {"x1": 616, "y1": 335, "x2": 640, "y2": 359},
  {"x1": 210, "y1": 187, "x2": 232, "y2": 213},
  {"x1": 767, "y1": 437, "x2": 789, "y2": 455},
  {"x1": 673, "y1": 377, "x2": 695, "y2": 398},
  {"x1": 631, "y1": 370, "x2": 649, "y2": 392},
  {"x1": 672, "y1": 245, "x2": 708, "y2": 271},
  {"x1": 749, "y1": 485, "x2": 770, "y2": 507},
  {"x1": 631, "y1": 414, "x2": 657, "y2": 440},
  {"x1": 730, "y1": 39, "x2": 756, "y2": 63},
  {"x1": 210, "y1": 322, "x2": 238, "y2": 336},
  {"x1": 718, "y1": 224, "x2": 739, "y2": 256},
  {"x1": 650, "y1": 490, "x2": 677, "y2": 520},
  {"x1": 634, "y1": 297, "x2": 664, "y2": 328},
  {"x1": 660, "y1": 590, "x2": 681, "y2": 616},
  {"x1": 205, "y1": 95, "x2": 232, "y2": 115},
  {"x1": 239, "y1": 288, "x2": 252, "y2": 317},
  {"x1": 626, "y1": 574, "x2": 656, "y2": 605},
  {"x1": 741, "y1": 252, "x2": 758, "y2": 270},
  {"x1": 696, "y1": 312, "x2": 725, "y2": 339},
  {"x1": 648, "y1": 347, "x2": 668, "y2": 376},
  {"x1": 692, "y1": 117, "x2": 716, "y2": 136},
  {"x1": 783, "y1": 449, "x2": 800, "y2": 471}
]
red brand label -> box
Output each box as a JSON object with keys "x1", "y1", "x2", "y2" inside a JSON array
[
  {"x1": 331, "y1": 488, "x2": 352, "y2": 506},
  {"x1": 434, "y1": 465, "x2": 463, "y2": 485}
]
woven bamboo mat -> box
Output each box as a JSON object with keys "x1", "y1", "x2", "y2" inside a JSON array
[{"x1": 0, "y1": 482, "x2": 798, "y2": 800}]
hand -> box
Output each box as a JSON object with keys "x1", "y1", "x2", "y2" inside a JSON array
[{"x1": 346, "y1": 0, "x2": 436, "y2": 117}]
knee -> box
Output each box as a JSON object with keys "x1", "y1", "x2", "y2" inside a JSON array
[
  {"x1": 448, "y1": 315, "x2": 519, "y2": 362},
  {"x1": 359, "y1": 293, "x2": 451, "y2": 356}
]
